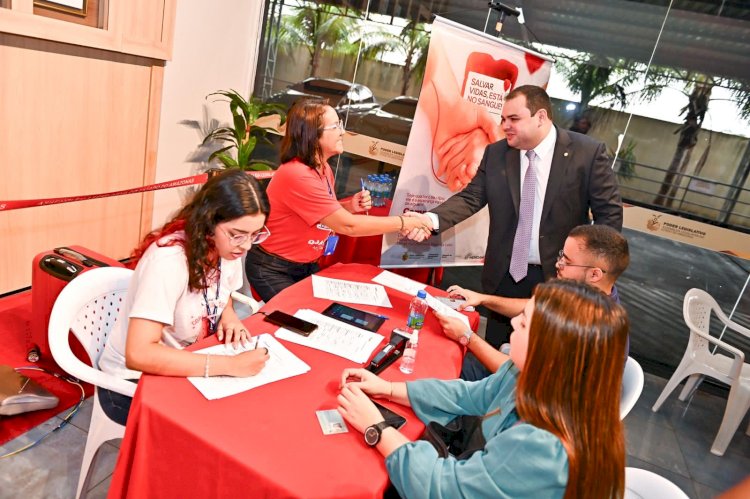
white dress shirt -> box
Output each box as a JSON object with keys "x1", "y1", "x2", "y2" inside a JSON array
[
  {"x1": 523, "y1": 125, "x2": 556, "y2": 264},
  {"x1": 426, "y1": 126, "x2": 558, "y2": 266}
]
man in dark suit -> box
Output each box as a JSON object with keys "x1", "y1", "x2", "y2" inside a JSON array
[{"x1": 405, "y1": 85, "x2": 623, "y2": 347}]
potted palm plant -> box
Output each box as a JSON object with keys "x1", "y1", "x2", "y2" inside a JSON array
[{"x1": 202, "y1": 89, "x2": 285, "y2": 171}]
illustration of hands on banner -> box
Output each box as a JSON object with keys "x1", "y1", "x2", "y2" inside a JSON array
[
  {"x1": 382, "y1": 17, "x2": 552, "y2": 269},
  {"x1": 421, "y1": 38, "x2": 519, "y2": 191}
]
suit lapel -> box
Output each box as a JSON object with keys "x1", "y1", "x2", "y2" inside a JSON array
[
  {"x1": 506, "y1": 146, "x2": 521, "y2": 216},
  {"x1": 541, "y1": 127, "x2": 571, "y2": 223}
]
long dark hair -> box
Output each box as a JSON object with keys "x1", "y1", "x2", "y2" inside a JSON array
[
  {"x1": 131, "y1": 170, "x2": 269, "y2": 291},
  {"x1": 279, "y1": 98, "x2": 329, "y2": 169},
  {"x1": 517, "y1": 279, "x2": 627, "y2": 499}
]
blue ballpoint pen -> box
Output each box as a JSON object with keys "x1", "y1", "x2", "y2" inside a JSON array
[{"x1": 360, "y1": 178, "x2": 369, "y2": 215}]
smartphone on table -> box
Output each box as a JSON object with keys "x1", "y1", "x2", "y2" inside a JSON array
[
  {"x1": 373, "y1": 400, "x2": 407, "y2": 430},
  {"x1": 263, "y1": 310, "x2": 318, "y2": 336}
]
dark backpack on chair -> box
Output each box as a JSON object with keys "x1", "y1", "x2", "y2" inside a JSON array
[{"x1": 421, "y1": 415, "x2": 487, "y2": 459}]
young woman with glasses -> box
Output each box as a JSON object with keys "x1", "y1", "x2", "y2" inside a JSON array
[
  {"x1": 98, "y1": 170, "x2": 271, "y2": 424},
  {"x1": 245, "y1": 98, "x2": 430, "y2": 302},
  {"x1": 337, "y1": 279, "x2": 627, "y2": 499}
]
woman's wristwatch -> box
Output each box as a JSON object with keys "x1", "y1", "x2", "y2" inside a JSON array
[
  {"x1": 459, "y1": 329, "x2": 473, "y2": 346},
  {"x1": 364, "y1": 421, "x2": 391, "y2": 446}
]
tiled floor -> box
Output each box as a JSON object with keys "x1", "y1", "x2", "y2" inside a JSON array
[{"x1": 1, "y1": 370, "x2": 748, "y2": 498}]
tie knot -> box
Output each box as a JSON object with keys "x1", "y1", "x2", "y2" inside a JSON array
[{"x1": 526, "y1": 149, "x2": 537, "y2": 161}]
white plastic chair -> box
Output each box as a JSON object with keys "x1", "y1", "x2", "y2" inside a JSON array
[
  {"x1": 652, "y1": 288, "x2": 750, "y2": 456},
  {"x1": 621, "y1": 356, "x2": 645, "y2": 419},
  {"x1": 233, "y1": 254, "x2": 263, "y2": 319},
  {"x1": 624, "y1": 467, "x2": 689, "y2": 498},
  {"x1": 48, "y1": 267, "x2": 135, "y2": 499}
]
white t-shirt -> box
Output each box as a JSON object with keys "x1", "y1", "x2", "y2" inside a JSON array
[{"x1": 99, "y1": 232, "x2": 243, "y2": 380}]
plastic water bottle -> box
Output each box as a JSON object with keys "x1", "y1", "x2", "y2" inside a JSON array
[
  {"x1": 406, "y1": 290, "x2": 428, "y2": 334},
  {"x1": 399, "y1": 330, "x2": 419, "y2": 374},
  {"x1": 383, "y1": 175, "x2": 393, "y2": 204},
  {"x1": 400, "y1": 290, "x2": 428, "y2": 374},
  {"x1": 377, "y1": 175, "x2": 388, "y2": 207},
  {"x1": 374, "y1": 175, "x2": 384, "y2": 207}
]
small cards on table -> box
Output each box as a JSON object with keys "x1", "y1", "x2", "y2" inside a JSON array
[{"x1": 316, "y1": 409, "x2": 348, "y2": 435}]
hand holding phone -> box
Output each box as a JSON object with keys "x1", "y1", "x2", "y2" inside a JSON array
[{"x1": 263, "y1": 310, "x2": 318, "y2": 336}]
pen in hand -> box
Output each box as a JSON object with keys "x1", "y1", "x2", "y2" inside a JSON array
[{"x1": 360, "y1": 178, "x2": 369, "y2": 216}]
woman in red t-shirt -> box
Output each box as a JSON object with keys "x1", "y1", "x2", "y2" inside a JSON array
[{"x1": 246, "y1": 98, "x2": 428, "y2": 301}]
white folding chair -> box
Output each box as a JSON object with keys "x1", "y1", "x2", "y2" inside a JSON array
[
  {"x1": 621, "y1": 356, "x2": 644, "y2": 419},
  {"x1": 48, "y1": 267, "x2": 135, "y2": 498},
  {"x1": 624, "y1": 467, "x2": 689, "y2": 498},
  {"x1": 652, "y1": 288, "x2": 750, "y2": 456}
]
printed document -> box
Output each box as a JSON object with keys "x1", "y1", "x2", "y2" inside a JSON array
[
  {"x1": 275, "y1": 309, "x2": 384, "y2": 364},
  {"x1": 188, "y1": 334, "x2": 310, "y2": 400},
  {"x1": 372, "y1": 270, "x2": 427, "y2": 296},
  {"x1": 311, "y1": 274, "x2": 392, "y2": 308},
  {"x1": 424, "y1": 292, "x2": 471, "y2": 328}
]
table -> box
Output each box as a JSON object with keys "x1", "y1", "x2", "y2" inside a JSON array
[{"x1": 108, "y1": 263, "x2": 477, "y2": 499}]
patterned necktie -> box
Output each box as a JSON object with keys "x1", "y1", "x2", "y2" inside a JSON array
[{"x1": 509, "y1": 150, "x2": 538, "y2": 282}]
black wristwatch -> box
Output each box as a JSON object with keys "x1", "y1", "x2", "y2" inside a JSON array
[{"x1": 364, "y1": 421, "x2": 391, "y2": 446}]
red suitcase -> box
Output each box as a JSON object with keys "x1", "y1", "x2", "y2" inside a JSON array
[{"x1": 29, "y1": 245, "x2": 125, "y2": 369}]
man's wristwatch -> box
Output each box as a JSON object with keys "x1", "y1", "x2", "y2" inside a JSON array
[
  {"x1": 364, "y1": 421, "x2": 391, "y2": 446},
  {"x1": 459, "y1": 329, "x2": 473, "y2": 346}
]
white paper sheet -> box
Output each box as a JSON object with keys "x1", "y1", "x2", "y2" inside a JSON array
[
  {"x1": 424, "y1": 292, "x2": 471, "y2": 329},
  {"x1": 188, "y1": 334, "x2": 311, "y2": 400},
  {"x1": 311, "y1": 275, "x2": 392, "y2": 308},
  {"x1": 274, "y1": 309, "x2": 384, "y2": 364},
  {"x1": 371, "y1": 270, "x2": 427, "y2": 296}
]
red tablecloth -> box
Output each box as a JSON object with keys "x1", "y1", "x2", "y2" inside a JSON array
[
  {"x1": 318, "y1": 202, "x2": 444, "y2": 286},
  {"x1": 108, "y1": 263, "x2": 477, "y2": 499}
]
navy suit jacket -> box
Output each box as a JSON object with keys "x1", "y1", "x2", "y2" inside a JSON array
[{"x1": 433, "y1": 126, "x2": 623, "y2": 293}]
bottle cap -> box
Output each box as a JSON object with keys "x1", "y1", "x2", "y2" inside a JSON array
[{"x1": 417, "y1": 290, "x2": 427, "y2": 299}]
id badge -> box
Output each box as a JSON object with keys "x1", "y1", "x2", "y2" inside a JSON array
[{"x1": 323, "y1": 235, "x2": 339, "y2": 256}]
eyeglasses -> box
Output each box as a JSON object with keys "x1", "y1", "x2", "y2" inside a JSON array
[
  {"x1": 320, "y1": 120, "x2": 344, "y2": 131},
  {"x1": 556, "y1": 250, "x2": 606, "y2": 273},
  {"x1": 219, "y1": 225, "x2": 271, "y2": 247}
]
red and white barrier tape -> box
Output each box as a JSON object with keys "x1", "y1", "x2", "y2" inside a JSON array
[{"x1": 0, "y1": 170, "x2": 275, "y2": 212}]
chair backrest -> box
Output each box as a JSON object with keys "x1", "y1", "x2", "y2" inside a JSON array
[
  {"x1": 621, "y1": 356, "x2": 644, "y2": 419},
  {"x1": 683, "y1": 288, "x2": 750, "y2": 363},
  {"x1": 48, "y1": 267, "x2": 137, "y2": 397},
  {"x1": 683, "y1": 288, "x2": 718, "y2": 353},
  {"x1": 624, "y1": 467, "x2": 689, "y2": 498}
]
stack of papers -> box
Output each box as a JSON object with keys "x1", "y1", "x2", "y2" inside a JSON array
[
  {"x1": 188, "y1": 334, "x2": 310, "y2": 400},
  {"x1": 423, "y1": 292, "x2": 471, "y2": 329},
  {"x1": 274, "y1": 309, "x2": 384, "y2": 364}
]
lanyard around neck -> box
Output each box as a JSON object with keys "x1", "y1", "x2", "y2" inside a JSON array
[
  {"x1": 202, "y1": 260, "x2": 222, "y2": 335},
  {"x1": 316, "y1": 163, "x2": 334, "y2": 198}
]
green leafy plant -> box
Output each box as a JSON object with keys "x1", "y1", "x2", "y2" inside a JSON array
[
  {"x1": 610, "y1": 139, "x2": 638, "y2": 182},
  {"x1": 202, "y1": 90, "x2": 285, "y2": 171}
]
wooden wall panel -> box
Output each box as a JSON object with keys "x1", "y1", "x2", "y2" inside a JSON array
[
  {"x1": 119, "y1": 0, "x2": 175, "y2": 59},
  {"x1": 0, "y1": 33, "x2": 164, "y2": 293},
  {"x1": 0, "y1": 0, "x2": 175, "y2": 60}
]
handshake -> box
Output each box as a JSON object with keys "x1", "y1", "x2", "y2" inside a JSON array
[{"x1": 399, "y1": 212, "x2": 435, "y2": 243}]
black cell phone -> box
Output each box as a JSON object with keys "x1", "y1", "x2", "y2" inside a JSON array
[
  {"x1": 321, "y1": 303, "x2": 386, "y2": 333},
  {"x1": 373, "y1": 400, "x2": 406, "y2": 430},
  {"x1": 263, "y1": 310, "x2": 318, "y2": 336}
]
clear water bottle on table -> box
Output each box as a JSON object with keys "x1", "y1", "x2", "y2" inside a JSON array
[{"x1": 400, "y1": 290, "x2": 428, "y2": 374}]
